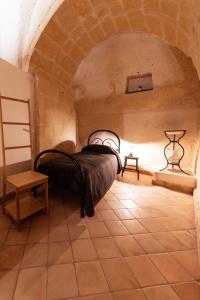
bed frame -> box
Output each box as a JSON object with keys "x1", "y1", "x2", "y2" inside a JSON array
[{"x1": 34, "y1": 129, "x2": 120, "y2": 217}]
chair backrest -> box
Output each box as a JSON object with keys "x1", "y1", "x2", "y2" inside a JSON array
[{"x1": 0, "y1": 94, "x2": 33, "y2": 181}]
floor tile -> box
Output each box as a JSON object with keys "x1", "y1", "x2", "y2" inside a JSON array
[
  {"x1": 120, "y1": 200, "x2": 138, "y2": 208},
  {"x1": 47, "y1": 264, "x2": 78, "y2": 299},
  {"x1": 172, "y1": 282, "x2": 200, "y2": 300},
  {"x1": 84, "y1": 211, "x2": 102, "y2": 223},
  {"x1": 0, "y1": 229, "x2": 8, "y2": 244},
  {"x1": 134, "y1": 233, "x2": 165, "y2": 254},
  {"x1": 171, "y1": 230, "x2": 197, "y2": 249},
  {"x1": 139, "y1": 217, "x2": 172, "y2": 232},
  {"x1": 126, "y1": 256, "x2": 166, "y2": 287},
  {"x1": 114, "y1": 235, "x2": 145, "y2": 256},
  {"x1": 48, "y1": 241, "x2": 73, "y2": 265},
  {"x1": 66, "y1": 213, "x2": 85, "y2": 225},
  {"x1": 172, "y1": 250, "x2": 200, "y2": 279},
  {"x1": 143, "y1": 285, "x2": 180, "y2": 300},
  {"x1": 93, "y1": 237, "x2": 121, "y2": 258},
  {"x1": 75, "y1": 261, "x2": 109, "y2": 295},
  {"x1": 152, "y1": 232, "x2": 186, "y2": 251},
  {"x1": 95, "y1": 200, "x2": 112, "y2": 210},
  {"x1": 105, "y1": 221, "x2": 129, "y2": 236},
  {"x1": 78, "y1": 293, "x2": 113, "y2": 300},
  {"x1": 129, "y1": 207, "x2": 150, "y2": 218},
  {"x1": 21, "y1": 243, "x2": 48, "y2": 268},
  {"x1": 114, "y1": 193, "x2": 133, "y2": 200},
  {"x1": 149, "y1": 253, "x2": 193, "y2": 283},
  {"x1": 87, "y1": 222, "x2": 110, "y2": 237},
  {"x1": 0, "y1": 270, "x2": 18, "y2": 300},
  {"x1": 114, "y1": 209, "x2": 135, "y2": 220},
  {"x1": 68, "y1": 224, "x2": 90, "y2": 240},
  {"x1": 5, "y1": 228, "x2": 29, "y2": 245},
  {"x1": 100, "y1": 258, "x2": 138, "y2": 291},
  {"x1": 113, "y1": 289, "x2": 147, "y2": 300},
  {"x1": 28, "y1": 226, "x2": 48, "y2": 243},
  {"x1": 14, "y1": 267, "x2": 47, "y2": 300},
  {"x1": 99, "y1": 210, "x2": 119, "y2": 221},
  {"x1": 108, "y1": 201, "x2": 125, "y2": 209},
  {"x1": 49, "y1": 225, "x2": 69, "y2": 242},
  {"x1": 0, "y1": 245, "x2": 24, "y2": 270},
  {"x1": 123, "y1": 220, "x2": 147, "y2": 234},
  {"x1": 72, "y1": 239, "x2": 97, "y2": 261},
  {"x1": 0, "y1": 216, "x2": 12, "y2": 229},
  {"x1": 31, "y1": 214, "x2": 49, "y2": 227}
]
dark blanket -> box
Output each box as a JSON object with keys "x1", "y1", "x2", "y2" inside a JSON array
[{"x1": 37, "y1": 145, "x2": 122, "y2": 216}]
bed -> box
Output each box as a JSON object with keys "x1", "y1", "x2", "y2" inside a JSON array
[{"x1": 34, "y1": 129, "x2": 122, "y2": 217}]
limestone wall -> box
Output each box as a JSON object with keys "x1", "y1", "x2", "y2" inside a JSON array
[
  {"x1": 74, "y1": 33, "x2": 200, "y2": 173},
  {"x1": 30, "y1": 66, "x2": 77, "y2": 153}
]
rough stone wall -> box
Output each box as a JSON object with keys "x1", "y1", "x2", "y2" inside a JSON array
[
  {"x1": 30, "y1": 0, "x2": 197, "y2": 87},
  {"x1": 29, "y1": 0, "x2": 200, "y2": 154},
  {"x1": 74, "y1": 33, "x2": 200, "y2": 173},
  {"x1": 30, "y1": 66, "x2": 76, "y2": 153}
]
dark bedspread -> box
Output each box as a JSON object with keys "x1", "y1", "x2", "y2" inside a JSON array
[{"x1": 37, "y1": 146, "x2": 122, "y2": 216}]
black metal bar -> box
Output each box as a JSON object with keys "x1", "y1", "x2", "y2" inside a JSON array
[
  {"x1": 34, "y1": 149, "x2": 86, "y2": 217},
  {"x1": 160, "y1": 130, "x2": 189, "y2": 175},
  {"x1": 88, "y1": 129, "x2": 120, "y2": 153}
]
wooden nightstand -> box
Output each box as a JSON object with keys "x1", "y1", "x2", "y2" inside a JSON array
[
  {"x1": 121, "y1": 156, "x2": 139, "y2": 180},
  {"x1": 4, "y1": 171, "x2": 48, "y2": 231}
]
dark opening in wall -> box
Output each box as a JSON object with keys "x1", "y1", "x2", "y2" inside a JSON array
[{"x1": 126, "y1": 73, "x2": 153, "y2": 94}]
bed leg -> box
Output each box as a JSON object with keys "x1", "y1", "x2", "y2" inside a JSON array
[{"x1": 80, "y1": 195, "x2": 85, "y2": 218}]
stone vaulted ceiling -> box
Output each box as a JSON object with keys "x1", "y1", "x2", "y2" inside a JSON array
[{"x1": 29, "y1": 0, "x2": 199, "y2": 87}]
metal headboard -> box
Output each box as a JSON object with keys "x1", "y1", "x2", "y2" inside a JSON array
[{"x1": 87, "y1": 129, "x2": 120, "y2": 153}]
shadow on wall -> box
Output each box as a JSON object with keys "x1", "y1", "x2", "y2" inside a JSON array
[{"x1": 54, "y1": 140, "x2": 76, "y2": 153}]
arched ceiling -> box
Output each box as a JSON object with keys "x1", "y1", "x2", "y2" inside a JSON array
[{"x1": 29, "y1": 0, "x2": 199, "y2": 87}]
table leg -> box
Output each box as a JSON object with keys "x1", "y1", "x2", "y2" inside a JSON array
[
  {"x1": 44, "y1": 181, "x2": 48, "y2": 214},
  {"x1": 16, "y1": 190, "x2": 21, "y2": 231},
  {"x1": 136, "y1": 159, "x2": 139, "y2": 180}
]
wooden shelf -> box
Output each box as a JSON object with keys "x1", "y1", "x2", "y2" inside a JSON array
[
  {"x1": 7, "y1": 170, "x2": 48, "y2": 191},
  {"x1": 5, "y1": 193, "x2": 45, "y2": 222}
]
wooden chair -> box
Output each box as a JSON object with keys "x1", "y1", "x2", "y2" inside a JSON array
[{"x1": 0, "y1": 94, "x2": 48, "y2": 230}]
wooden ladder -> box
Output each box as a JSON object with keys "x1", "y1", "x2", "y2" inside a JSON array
[{"x1": 0, "y1": 94, "x2": 48, "y2": 230}]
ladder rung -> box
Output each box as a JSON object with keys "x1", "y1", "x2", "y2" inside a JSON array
[
  {"x1": 3, "y1": 122, "x2": 30, "y2": 126},
  {"x1": 5, "y1": 145, "x2": 31, "y2": 150},
  {"x1": 1, "y1": 96, "x2": 28, "y2": 103}
]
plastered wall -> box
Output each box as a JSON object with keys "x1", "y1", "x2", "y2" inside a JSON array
[
  {"x1": 74, "y1": 33, "x2": 200, "y2": 173},
  {"x1": 0, "y1": 58, "x2": 35, "y2": 196}
]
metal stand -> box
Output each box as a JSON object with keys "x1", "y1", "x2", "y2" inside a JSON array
[{"x1": 160, "y1": 130, "x2": 189, "y2": 175}]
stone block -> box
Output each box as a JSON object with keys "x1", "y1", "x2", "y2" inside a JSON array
[
  {"x1": 72, "y1": 0, "x2": 92, "y2": 17},
  {"x1": 101, "y1": 17, "x2": 116, "y2": 36},
  {"x1": 122, "y1": 0, "x2": 141, "y2": 10},
  {"x1": 31, "y1": 50, "x2": 53, "y2": 74},
  {"x1": 143, "y1": 0, "x2": 160, "y2": 14},
  {"x1": 162, "y1": 17, "x2": 177, "y2": 46},
  {"x1": 35, "y1": 33, "x2": 59, "y2": 61},
  {"x1": 160, "y1": 0, "x2": 179, "y2": 19},
  {"x1": 89, "y1": 26, "x2": 105, "y2": 44},
  {"x1": 145, "y1": 15, "x2": 164, "y2": 38},
  {"x1": 177, "y1": 28, "x2": 191, "y2": 57},
  {"x1": 128, "y1": 11, "x2": 146, "y2": 31},
  {"x1": 44, "y1": 19, "x2": 67, "y2": 47},
  {"x1": 114, "y1": 16, "x2": 131, "y2": 32}
]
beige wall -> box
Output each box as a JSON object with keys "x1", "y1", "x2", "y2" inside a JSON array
[
  {"x1": 74, "y1": 33, "x2": 200, "y2": 173},
  {"x1": 0, "y1": 58, "x2": 35, "y2": 196}
]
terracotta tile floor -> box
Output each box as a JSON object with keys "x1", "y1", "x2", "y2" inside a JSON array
[{"x1": 0, "y1": 174, "x2": 200, "y2": 300}]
